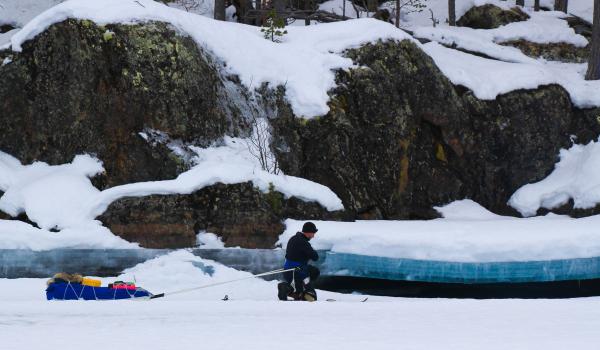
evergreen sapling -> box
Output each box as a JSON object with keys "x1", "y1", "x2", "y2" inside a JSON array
[{"x1": 261, "y1": 9, "x2": 288, "y2": 43}]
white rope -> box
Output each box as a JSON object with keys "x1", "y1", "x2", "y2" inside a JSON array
[{"x1": 156, "y1": 267, "x2": 297, "y2": 298}]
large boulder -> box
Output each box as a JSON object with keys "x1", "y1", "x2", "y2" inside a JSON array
[
  {"x1": 457, "y1": 4, "x2": 529, "y2": 29},
  {"x1": 0, "y1": 19, "x2": 248, "y2": 188},
  {"x1": 272, "y1": 40, "x2": 575, "y2": 219},
  {"x1": 98, "y1": 182, "x2": 342, "y2": 248}
]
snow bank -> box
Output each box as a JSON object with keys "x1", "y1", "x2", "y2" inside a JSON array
[
  {"x1": 422, "y1": 41, "x2": 600, "y2": 108},
  {"x1": 0, "y1": 155, "x2": 103, "y2": 230},
  {"x1": 280, "y1": 200, "x2": 600, "y2": 262},
  {"x1": 117, "y1": 250, "x2": 277, "y2": 300},
  {"x1": 412, "y1": 3, "x2": 599, "y2": 109},
  {"x1": 416, "y1": 9, "x2": 587, "y2": 48},
  {"x1": 9, "y1": 0, "x2": 413, "y2": 118},
  {"x1": 414, "y1": 27, "x2": 537, "y2": 64},
  {"x1": 509, "y1": 139, "x2": 600, "y2": 217},
  {"x1": 196, "y1": 231, "x2": 226, "y2": 248},
  {"x1": 83, "y1": 136, "x2": 343, "y2": 220},
  {"x1": 0, "y1": 219, "x2": 137, "y2": 250},
  {"x1": 0, "y1": 136, "x2": 342, "y2": 248},
  {"x1": 414, "y1": 9, "x2": 587, "y2": 64},
  {"x1": 433, "y1": 199, "x2": 506, "y2": 220}
]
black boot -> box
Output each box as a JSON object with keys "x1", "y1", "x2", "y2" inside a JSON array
[
  {"x1": 302, "y1": 283, "x2": 317, "y2": 302},
  {"x1": 277, "y1": 282, "x2": 292, "y2": 301}
]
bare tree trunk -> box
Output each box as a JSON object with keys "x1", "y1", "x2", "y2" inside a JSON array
[
  {"x1": 214, "y1": 0, "x2": 226, "y2": 20},
  {"x1": 516, "y1": 0, "x2": 524, "y2": 6},
  {"x1": 554, "y1": 0, "x2": 568, "y2": 12},
  {"x1": 367, "y1": 0, "x2": 377, "y2": 12},
  {"x1": 586, "y1": 0, "x2": 600, "y2": 80},
  {"x1": 448, "y1": 0, "x2": 456, "y2": 26},
  {"x1": 255, "y1": 0, "x2": 261, "y2": 25},
  {"x1": 395, "y1": 0, "x2": 400, "y2": 28},
  {"x1": 534, "y1": 0, "x2": 540, "y2": 11}
]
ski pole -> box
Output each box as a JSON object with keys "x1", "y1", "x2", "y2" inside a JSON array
[{"x1": 150, "y1": 267, "x2": 299, "y2": 299}]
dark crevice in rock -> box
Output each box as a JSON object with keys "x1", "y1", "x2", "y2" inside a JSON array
[
  {"x1": 444, "y1": 43, "x2": 501, "y2": 61},
  {"x1": 0, "y1": 24, "x2": 16, "y2": 33},
  {"x1": 536, "y1": 198, "x2": 600, "y2": 218}
]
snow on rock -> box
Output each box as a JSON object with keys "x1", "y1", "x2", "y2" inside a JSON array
[
  {"x1": 414, "y1": 26, "x2": 537, "y2": 64},
  {"x1": 433, "y1": 199, "x2": 506, "y2": 220},
  {"x1": 280, "y1": 202, "x2": 600, "y2": 262},
  {"x1": 0, "y1": 0, "x2": 65, "y2": 46},
  {"x1": 422, "y1": 41, "x2": 600, "y2": 108},
  {"x1": 414, "y1": 9, "x2": 587, "y2": 64},
  {"x1": 509, "y1": 139, "x2": 600, "y2": 217},
  {"x1": 0, "y1": 219, "x2": 137, "y2": 250},
  {"x1": 0, "y1": 136, "x2": 342, "y2": 247},
  {"x1": 84, "y1": 136, "x2": 343, "y2": 220},
  {"x1": 0, "y1": 154, "x2": 103, "y2": 230},
  {"x1": 416, "y1": 10, "x2": 587, "y2": 48},
  {"x1": 9, "y1": 0, "x2": 413, "y2": 118},
  {"x1": 196, "y1": 231, "x2": 227, "y2": 249}
]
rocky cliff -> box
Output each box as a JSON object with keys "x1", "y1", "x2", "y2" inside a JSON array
[{"x1": 1, "y1": 13, "x2": 598, "y2": 248}]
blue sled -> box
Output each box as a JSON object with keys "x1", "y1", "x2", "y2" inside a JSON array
[{"x1": 46, "y1": 282, "x2": 152, "y2": 300}]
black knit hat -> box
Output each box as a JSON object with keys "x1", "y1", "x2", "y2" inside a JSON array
[{"x1": 302, "y1": 222, "x2": 318, "y2": 233}]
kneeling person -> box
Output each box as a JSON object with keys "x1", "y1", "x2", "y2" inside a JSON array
[{"x1": 278, "y1": 222, "x2": 320, "y2": 301}]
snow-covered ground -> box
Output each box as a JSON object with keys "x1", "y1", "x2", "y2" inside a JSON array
[
  {"x1": 1, "y1": 251, "x2": 600, "y2": 350},
  {"x1": 510, "y1": 139, "x2": 600, "y2": 216},
  {"x1": 281, "y1": 200, "x2": 600, "y2": 262}
]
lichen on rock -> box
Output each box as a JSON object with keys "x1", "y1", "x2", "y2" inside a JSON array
[{"x1": 457, "y1": 4, "x2": 529, "y2": 29}]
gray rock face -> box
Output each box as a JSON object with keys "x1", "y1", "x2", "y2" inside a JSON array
[
  {"x1": 0, "y1": 19, "x2": 248, "y2": 188},
  {"x1": 273, "y1": 41, "x2": 576, "y2": 219}
]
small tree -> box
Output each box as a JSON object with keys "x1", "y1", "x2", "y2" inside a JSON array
[
  {"x1": 261, "y1": 9, "x2": 288, "y2": 42},
  {"x1": 246, "y1": 114, "x2": 280, "y2": 175},
  {"x1": 586, "y1": 0, "x2": 600, "y2": 80}
]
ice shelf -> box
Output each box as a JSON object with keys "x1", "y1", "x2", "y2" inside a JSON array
[{"x1": 2, "y1": 249, "x2": 600, "y2": 283}]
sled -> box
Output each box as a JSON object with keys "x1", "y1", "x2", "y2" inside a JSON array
[{"x1": 46, "y1": 273, "x2": 152, "y2": 300}]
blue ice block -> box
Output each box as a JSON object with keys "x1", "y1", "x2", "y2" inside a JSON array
[{"x1": 318, "y1": 252, "x2": 600, "y2": 283}]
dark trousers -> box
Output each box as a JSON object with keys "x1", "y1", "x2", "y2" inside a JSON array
[{"x1": 283, "y1": 265, "x2": 320, "y2": 293}]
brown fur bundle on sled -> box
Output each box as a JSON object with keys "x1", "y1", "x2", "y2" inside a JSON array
[{"x1": 46, "y1": 272, "x2": 83, "y2": 286}]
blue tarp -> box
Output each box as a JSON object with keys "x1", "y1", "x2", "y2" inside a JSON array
[{"x1": 46, "y1": 283, "x2": 152, "y2": 300}]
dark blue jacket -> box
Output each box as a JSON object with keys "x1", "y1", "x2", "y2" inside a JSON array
[{"x1": 285, "y1": 232, "x2": 318, "y2": 265}]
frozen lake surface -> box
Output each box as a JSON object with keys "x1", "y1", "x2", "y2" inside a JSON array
[{"x1": 1, "y1": 278, "x2": 599, "y2": 350}]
